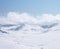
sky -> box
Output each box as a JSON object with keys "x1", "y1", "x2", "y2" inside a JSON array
[{"x1": 0, "y1": 0, "x2": 60, "y2": 16}]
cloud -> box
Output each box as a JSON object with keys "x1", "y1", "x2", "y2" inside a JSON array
[
  {"x1": 0, "y1": 12, "x2": 60, "y2": 24},
  {"x1": 7, "y1": 12, "x2": 37, "y2": 24},
  {"x1": 38, "y1": 14, "x2": 60, "y2": 22}
]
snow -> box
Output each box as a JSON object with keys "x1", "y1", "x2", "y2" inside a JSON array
[
  {"x1": 0, "y1": 12, "x2": 60, "y2": 49},
  {"x1": 0, "y1": 23, "x2": 60, "y2": 49}
]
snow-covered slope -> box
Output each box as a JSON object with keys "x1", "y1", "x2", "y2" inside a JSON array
[{"x1": 0, "y1": 12, "x2": 60, "y2": 49}]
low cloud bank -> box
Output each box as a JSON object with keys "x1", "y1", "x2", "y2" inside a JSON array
[{"x1": 0, "y1": 12, "x2": 60, "y2": 24}]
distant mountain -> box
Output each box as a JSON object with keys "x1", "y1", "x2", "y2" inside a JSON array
[
  {"x1": 9, "y1": 23, "x2": 25, "y2": 31},
  {"x1": 41, "y1": 22, "x2": 58, "y2": 29},
  {"x1": 0, "y1": 24, "x2": 16, "y2": 27},
  {"x1": 0, "y1": 30, "x2": 7, "y2": 33},
  {"x1": 0, "y1": 21, "x2": 59, "y2": 34}
]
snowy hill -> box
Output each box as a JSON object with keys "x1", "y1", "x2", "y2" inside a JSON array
[{"x1": 0, "y1": 12, "x2": 60, "y2": 49}]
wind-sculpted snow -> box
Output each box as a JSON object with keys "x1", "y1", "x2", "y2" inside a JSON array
[{"x1": 0, "y1": 12, "x2": 60, "y2": 49}]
